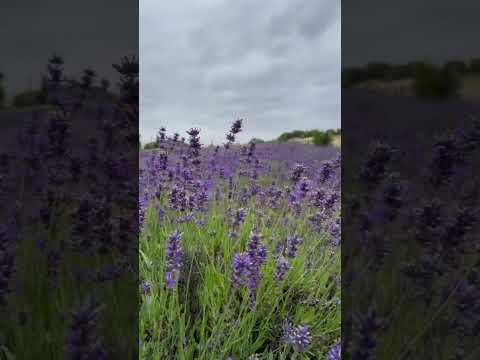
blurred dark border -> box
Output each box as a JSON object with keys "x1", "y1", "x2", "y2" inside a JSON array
[
  {"x1": 342, "y1": 1, "x2": 480, "y2": 359},
  {"x1": 0, "y1": 2, "x2": 138, "y2": 359}
]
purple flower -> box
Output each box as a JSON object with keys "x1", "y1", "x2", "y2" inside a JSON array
[
  {"x1": 169, "y1": 184, "x2": 187, "y2": 211},
  {"x1": 233, "y1": 208, "x2": 247, "y2": 228},
  {"x1": 275, "y1": 241, "x2": 284, "y2": 255},
  {"x1": 295, "y1": 177, "x2": 312, "y2": 200},
  {"x1": 290, "y1": 163, "x2": 306, "y2": 183},
  {"x1": 327, "y1": 343, "x2": 341, "y2": 360},
  {"x1": 187, "y1": 128, "x2": 202, "y2": 166},
  {"x1": 0, "y1": 220, "x2": 17, "y2": 304},
  {"x1": 286, "y1": 234, "x2": 303, "y2": 259},
  {"x1": 165, "y1": 271, "x2": 178, "y2": 288},
  {"x1": 360, "y1": 141, "x2": 396, "y2": 186},
  {"x1": 275, "y1": 256, "x2": 291, "y2": 282},
  {"x1": 139, "y1": 192, "x2": 148, "y2": 229},
  {"x1": 142, "y1": 281, "x2": 151, "y2": 294},
  {"x1": 247, "y1": 232, "x2": 267, "y2": 267},
  {"x1": 310, "y1": 188, "x2": 326, "y2": 208},
  {"x1": 329, "y1": 218, "x2": 341, "y2": 246},
  {"x1": 282, "y1": 320, "x2": 312, "y2": 352},
  {"x1": 350, "y1": 305, "x2": 384, "y2": 359},
  {"x1": 156, "y1": 127, "x2": 167, "y2": 146},
  {"x1": 65, "y1": 297, "x2": 107, "y2": 360},
  {"x1": 231, "y1": 232, "x2": 268, "y2": 307},
  {"x1": 36, "y1": 234, "x2": 46, "y2": 251},
  {"x1": 232, "y1": 252, "x2": 251, "y2": 288},
  {"x1": 225, "y1": 119, "x2": 243, "y2": 144},
  {"x1": 165, "y1": 230, "x2": 184, "y2": 288},
  {"x1": 318, "y1": 160, "x2": 335, "y2": 183}
]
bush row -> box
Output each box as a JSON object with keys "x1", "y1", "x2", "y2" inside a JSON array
[
  {"x1": 0, "y1": 67, "x2": 112, "y2": 109},
  {"x1": 342, "y1": 59, "x2": 480, "y2": 87},
  {"x1": 278, "y1": 129, "x2": 340, "y2": 146},
  {"x1": 342, "y1": 59, "x2": 479, "y2": 99}
]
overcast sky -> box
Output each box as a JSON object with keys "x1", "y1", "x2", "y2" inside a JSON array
[
  {"x1": 0, "y1": 1, "x2": 137, "y2": 99},
  {"x1": 343, "y1": 0, "x2": 480, "y2": 66},
  {"x1": 140, "y1": 0, "x2": 341, "y2": 145}
]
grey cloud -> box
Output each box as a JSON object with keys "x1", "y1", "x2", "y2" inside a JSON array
[
  {"x1": 343, "y1": 0, "x2": 480, "y2": 66},
  {"x1": 140, "y1": 0, "x2": 340, "y2": 145},
  {"x1": 1, "y1": 1, "x2": 137, "y2": 97},
  {"x1": 268, "y1": 0, "x2": 338, "y2": 40}
]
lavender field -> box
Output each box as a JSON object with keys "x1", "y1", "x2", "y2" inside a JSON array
[
  {"x1": 342, "y1": 89, "x2": 480, "y2": 359},
  {"x1": 0, "y1": 57, "x2": 139, "y2": 359},
  {"x1": 139, "y1": 121, "x2": 341, "y2": 359}
]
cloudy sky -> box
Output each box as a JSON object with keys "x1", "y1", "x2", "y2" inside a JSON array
[
  {"x1": 0, "y1": 1, "x2": 137, "y2": 98},
  {"x1": 343, "y1": 0, "x2": 480, "y2": 66},
  {"x1": 140, "y1": 0, "x2": 341, "y2": 145}
]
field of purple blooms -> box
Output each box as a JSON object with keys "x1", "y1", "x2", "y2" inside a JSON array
[
  {"x1": 0, "y1": 57, "x2": 139, "y2": 359},
  {"x1": 139, "y1": 121, "x2": 341, "y2": 359},
  {"x1": 342, "y1": 90, "x2": 480, "y2": 359}
]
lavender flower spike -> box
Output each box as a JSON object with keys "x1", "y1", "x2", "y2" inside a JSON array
[
  {"x1": 232, "y1": 252, "x2": 251, "y2": 288},
  {"x1": 165, "y1": 230, "x2": 185, "y2": 288},
  {"x1": 282, "y1": 320, "x2": 312, "y2": 353},
  {"x1": 65, "y1": 297, "x2": 107, "y2": 360},
  {"x1": 247, "y1": 231, "x2": 267, "y2": 267},
  {"x1": 327, "y1": 343, "x2": 341, "y2": 360},
  {"x1": 286, "y1": 234, "x2": 303, "y2": 259},
  {"x1": 275, "y1": 256, "x2": 291, "y2": 283}
]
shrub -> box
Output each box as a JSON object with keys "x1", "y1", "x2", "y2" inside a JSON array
[
  {"x1": 278, "y1": 132, "x2": 295, "y2": 142},
  {"x1": 413, "y1": 63, "x2": 460, "y2": 100},
  {"x1": 342, "y1": 67, "x2": 369, "y2": 88},
  {"x1": 365, "y1": 62, "x2": 393, "y2": 80},
  {"x1": 444, "y1": 60, "x2": 468, "y2": 75},
  {"x1": 0, "y1": 72, "x2": 5, "y2": 108},
  {"x1": 313, "y1": 131, "x2": 334, "y2": 146},
  {"x1": 469, "y1": 58, "x2": 480, "y2": 73},
  {"x1": 0, "y1": 84, "x2": 5, "y2": 109},
  {"x1": 390, "y1": 64, "x2": 414, "y2": 80},
  {"x1": 143, "y1": 141, "x2": 158, "y2": 150},
  {"x1": 277, "y1": 129, "x2": 339, "y2": 145},
  {"x1": 12, "y1": 89, "x2": 47, "y2": 108}
]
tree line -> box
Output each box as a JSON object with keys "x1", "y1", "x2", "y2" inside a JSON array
[
  {"x1": 0, "y1": 55, "x2": 113, "y2": 109},
  {"x1": 342, "y1": 58, "x2": 480, "y2": 99},
  {"x1": 277, "y1": 128, "x2": 341, "y2": 146}
]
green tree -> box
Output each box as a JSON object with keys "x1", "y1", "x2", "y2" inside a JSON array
[
  {"x1": 342, "y1": 67, "x2": 369, "y2": 88},
  {"x1": 365, "y1": 62, "x2": 393, "y2": 80},
  {"x1": 469, "y1": 58, "x2": 480, "y2": 73},
  {"x1": 444, "y1": 60, "x2": 467, "y2": 75},
  {"x1": 0, "y1": 72, "x2": 5, "y2": 108},
  {"x1": 312, "y1": 131, "x2": 334, "y2": 146},
  {"x1": 12, "y1": 89, "x2": 47, "y2": 108},
  {"x1": 143, "y1": 141, "x2": 158, "y2": 150},
  {"x1": 413, "y1": 62, "x2": 460, "y2": 99}
]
